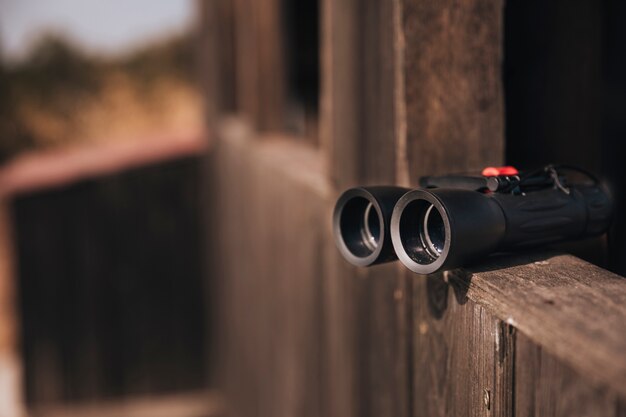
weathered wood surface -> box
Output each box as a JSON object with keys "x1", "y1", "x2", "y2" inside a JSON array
[
  {"x1": 210, "y1": 119, "x2": 626, "y2": 417},
  {"x1": 231, "y1": 0, "x2": 287, "y2": 131},
  {"x1": 321, "y1": 0, "x2": 403, "y2": 189},
  {"x1": 402, "y1": 0, "x2": 505, "y2": 177},
  {"x1": 515, "y1": 332, "x2": 625, "y2": 417},
  {"x1": 209, "y1": 121, "x2": 335, "y2": 417},
  {"x1": 398, "y1": 1, "x2": 509, "y2": 416},
  {"x1": 412, "y1": 275, "x2": 515, "y2": 417},
  {"x1": 203, "y1": 0, "x2": 626, "y2": 416},
  {"x1": 455, "y1": 252, "x2": 626, "y2": 399},
  {"x1": 322, "y1": 1, "x2": 411, "y2": 416}
]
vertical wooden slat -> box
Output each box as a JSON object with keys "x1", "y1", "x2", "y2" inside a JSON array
[
  {"x1": 515, "y1": 332, "x2": 622, "y2": 417},
  {"x1": 197, "y1": 0, "x2": 237, "y2": 123},
  {"x1": 412, "y1": 275, "x2": 515, "y2": 417},
  {"x1": 395, "y1": 1, "x2": 508, "y2": 415},
  {"x1": 232, "y1": 0, "x2": 287, "y2": 131},
  {"x1": 402, "y1": 0, "x2": 504, "y2": 178},
  {"x1": 320, "y1": 0, "x2": 361, "y2": 189},
  {"x1": 211, "y1": 126, "x2": 331, "y2": 417},
  {"x1": 322, "y1": 1, "x2": 410, "y2": 417}
]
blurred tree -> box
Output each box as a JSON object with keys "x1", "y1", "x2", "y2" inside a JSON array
[{"x1": 0, "y1": 31, "x2": 200, "y2": 161}]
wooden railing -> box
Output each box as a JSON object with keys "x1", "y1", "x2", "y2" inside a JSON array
[
  {"x1": 0, "y1": 134, "x2": 217, "y2": 416},
  {"x1": 209, "y1": 119, "x2": 626, "y2": 417}
]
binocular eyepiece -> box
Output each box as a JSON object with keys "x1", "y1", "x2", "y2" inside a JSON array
[{"x1": 332, "y1": 167, "x2": 613, "y2": 274}]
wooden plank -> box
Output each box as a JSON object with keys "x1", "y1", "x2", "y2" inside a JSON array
[
  {"x1": 211, "y1": 120, "x2": 334, "y2": 417},
  {"x1": 397, "y1": 1, "x2": 508, "y2": 416},
  {"x1": 321, "y1": 0, "x2": 403, "y2": 189},
  {"x1": 231, "y1": 0, "x2": 287, "y2": 131},
  {"x1": 515, "y1": 332, "x2": 622, "y2": 417},
  {"x1": 402, "y1": 0, "x2": 505, "y2": 177},
  {"x1": 449, "y1": 251, "x2": 626, "y2": 398},
  {"x1": 320, "y1": 0, "x2": 361, "y2": 188},
  {"x1": 321, "y1": 1, "x2": 411, "y2": 417},
  {"x1": 197, "y1": 0, "x2": 237, "y2": 121},
  {"x1": 412, "y1": 274, "x2": 514, "y2": 417}
]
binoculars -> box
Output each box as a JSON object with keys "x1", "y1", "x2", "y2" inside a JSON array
[{"x1": 332, "y1": 165, "x2": 613, "y2": 274}]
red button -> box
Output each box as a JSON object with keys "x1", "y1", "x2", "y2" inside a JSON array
[{"x1": 482, "y1": 166, "x2": 519, "y2": 176}]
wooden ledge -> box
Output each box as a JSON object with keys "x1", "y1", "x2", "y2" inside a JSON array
[{"x1": 449, "y1": 252, "x2": 626, "y2": 397}]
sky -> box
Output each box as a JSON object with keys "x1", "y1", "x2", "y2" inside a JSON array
[{"x1": 0, "y1": 0, "x2": 196, "y2": 61}]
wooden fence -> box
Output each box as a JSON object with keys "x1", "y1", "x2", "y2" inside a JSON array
[
  {"x1": 0, "y1": 135, "x2": 216, "y2": 416},
  {"x1": 200, "y1": 0, "x2": 626, "y2": 416}
]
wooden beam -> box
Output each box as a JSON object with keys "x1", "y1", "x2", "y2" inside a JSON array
[
  {"x1": 321, "y1": 2, "x2": 411, "y2": 417},
  {"x1": 402, "y1": 0, "x2": 505, "y2": 178},
  {"x1": 453, "y1": 251, "x2": 626, "y2": 399},
  {"x1": 232, "y1": 0, "x2": 287, "y2": 131},
  {"x1": 211, "y1": 120, "x2": 335, "y2": 417},
  {"x1": 515, "y1": 332, "x2": 623, "y2": 417},
  {"x1": 197, "y1": 0, "x2": 237, "y2": 121},
  {"x1": 396, "y1": 1, "x2": 508, "y2": 416}
]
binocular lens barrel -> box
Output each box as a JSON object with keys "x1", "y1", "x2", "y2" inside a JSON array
[
  {"x1": 333, "y1": 174, "x2": 612, "y2": 273},
  {"x1": 390, "y1": 185, "x2": 612, "y2": 274},
  {"x1": 333, "y1": 187, "x2": 410, "y2": 266}
]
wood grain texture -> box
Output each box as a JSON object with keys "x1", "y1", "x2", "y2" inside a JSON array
[
  {"x1": 231, "y1": 0, "x2": 287, "y2": 131},
  {"x1": 211, "y1": 120, "x2": 339, "y2": 417},
  {"x1": 321, "y1": 0, "x2": 401, "y2": 189},
  {"x1": 321, "y1": 1, "x2": 412, "y2": 417},
  {"x1": 412, "y1": 274, "x2": 514, "y2": 417},
  {"x1": 515, "y1": 332, "x2": 624, "y2": 417},
  {"x1": 450, "y1": 252, "x2": 626, "y2": 398},
  {"x1": 397, "y1": 1, "x2": 510, "y2": 416},
  {"x1": 402, "y1": 0, "x2": 505, "y2": 177}
]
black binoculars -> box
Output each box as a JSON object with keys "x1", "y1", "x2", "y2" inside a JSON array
[{"x1": 332, "y1": 165, "x2": 613, "y2": 274}]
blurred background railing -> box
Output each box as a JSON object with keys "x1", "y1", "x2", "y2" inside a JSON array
[
  {"x1": 0, "y1": 135, "x2": 216, "y2": 416},
  {"x1": 0, "y1": 1, "x2": 220, "y2": 415}
]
